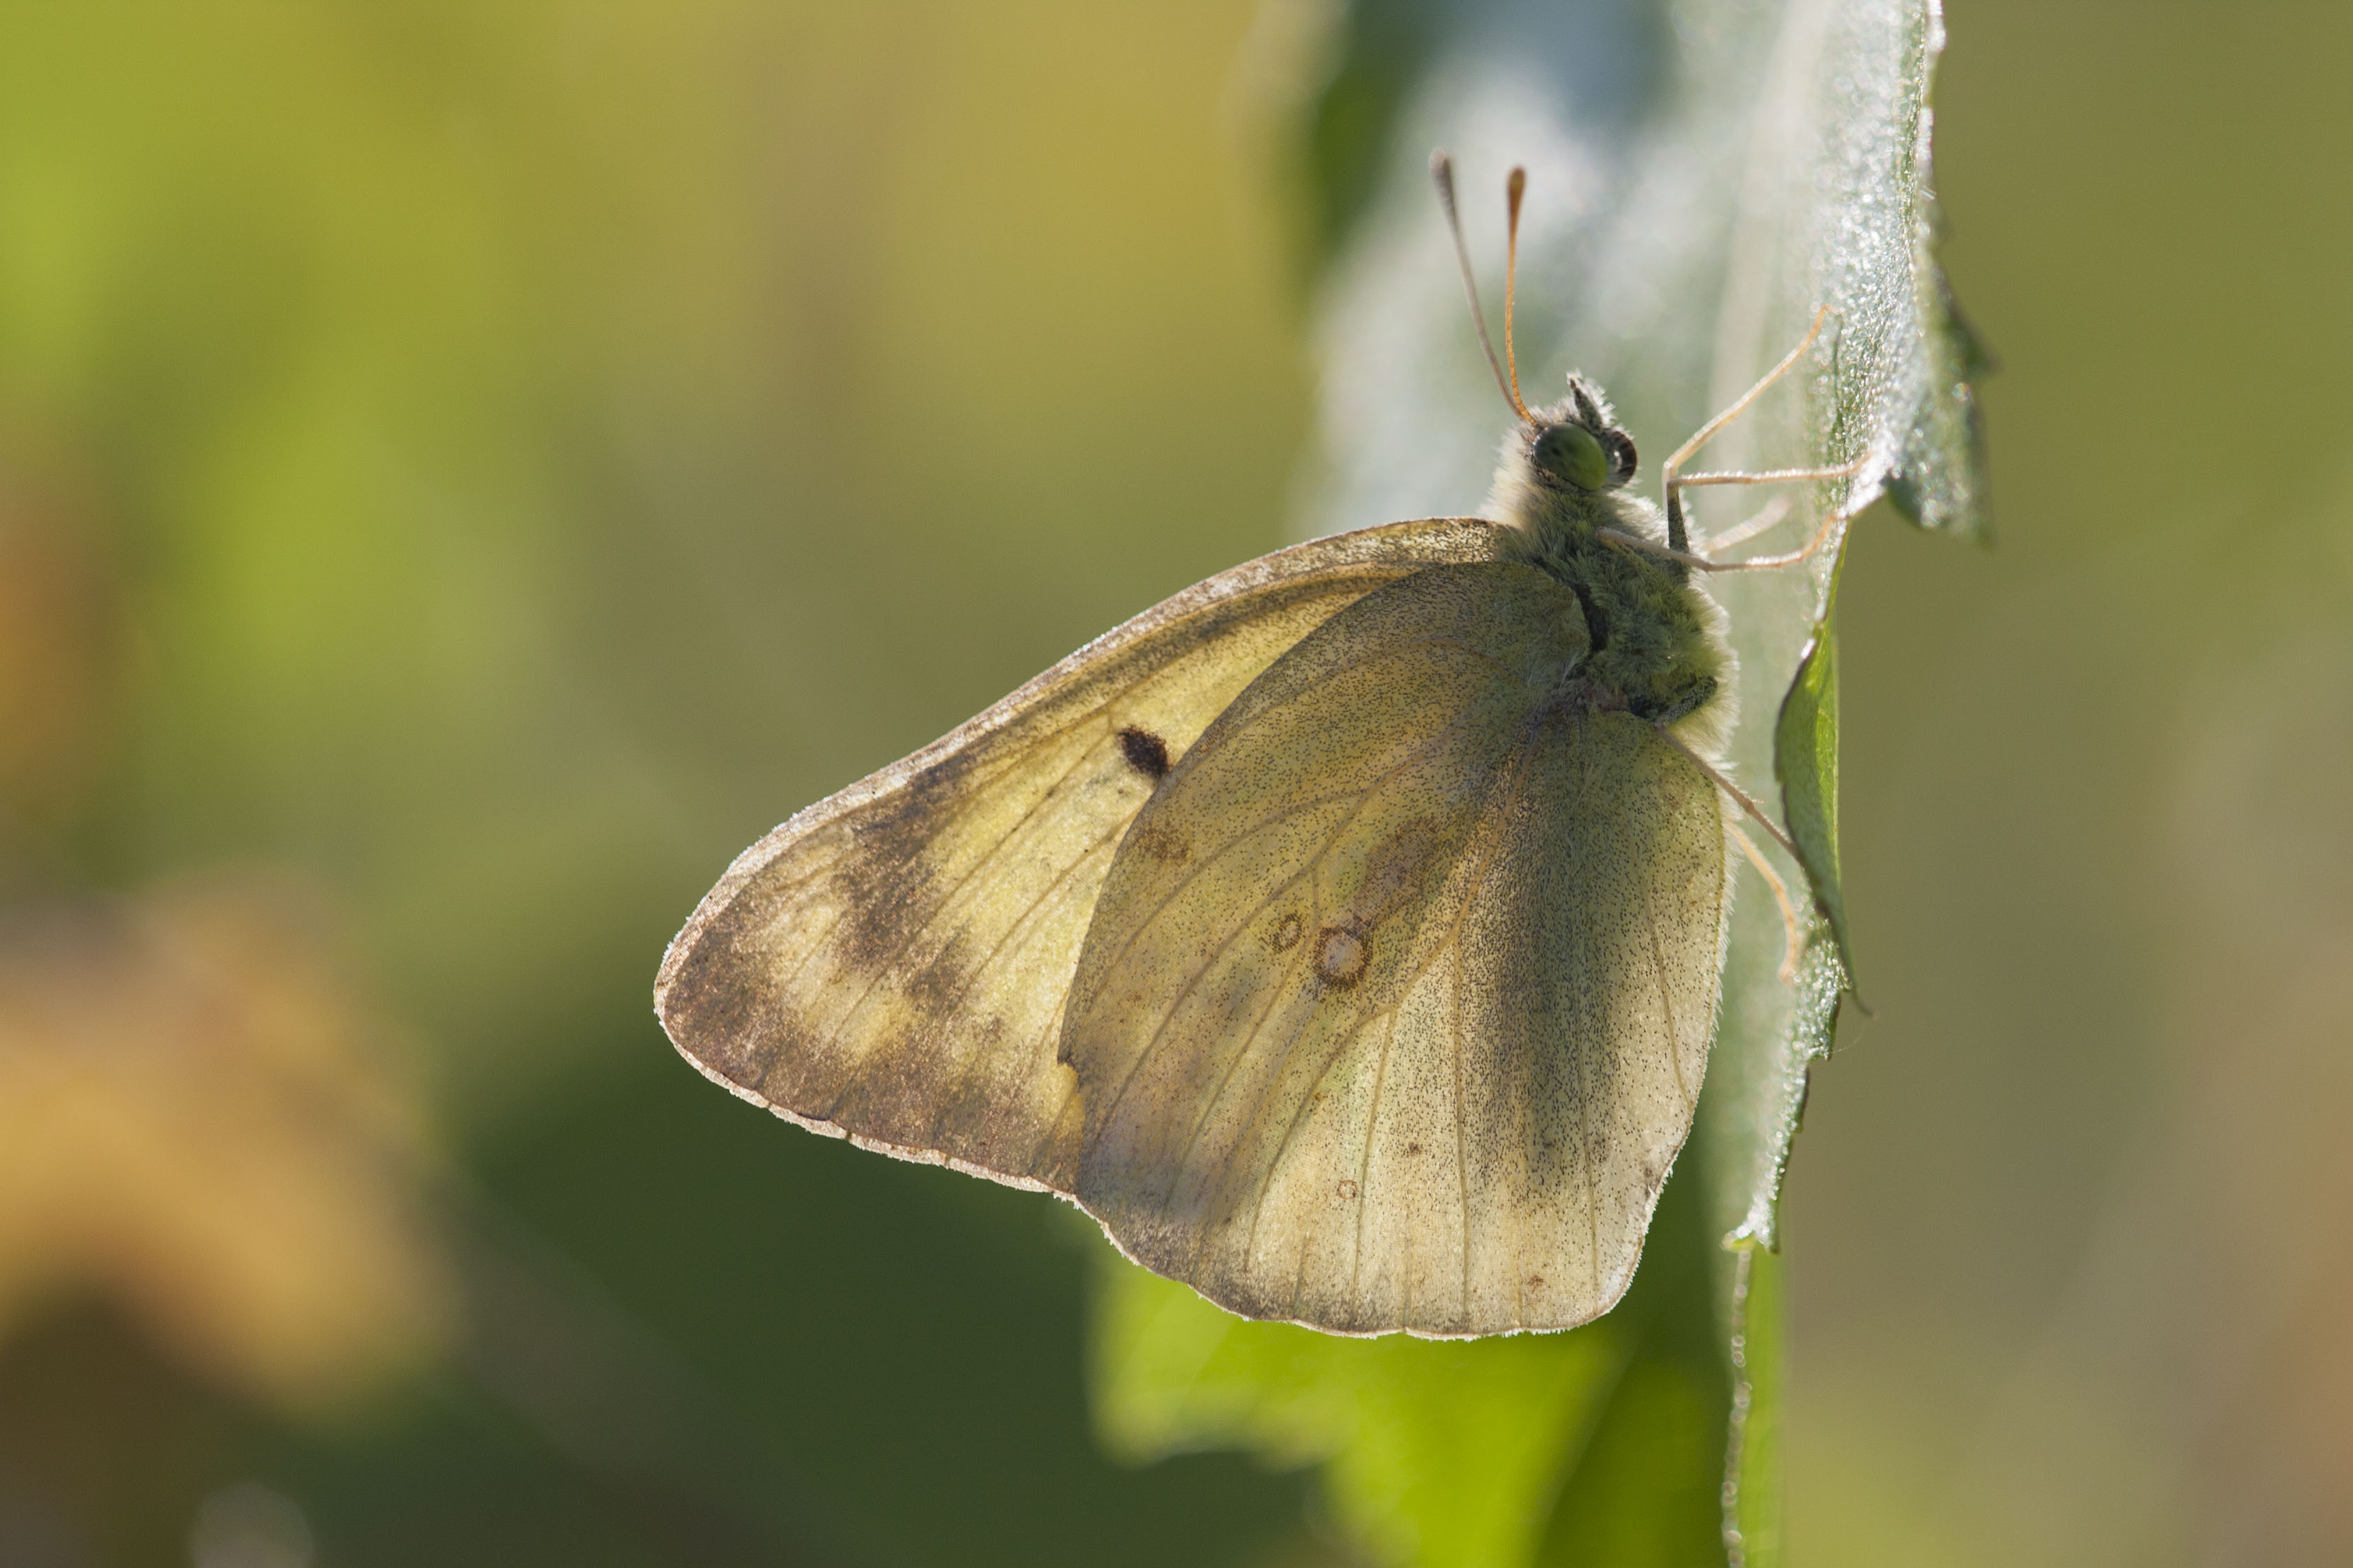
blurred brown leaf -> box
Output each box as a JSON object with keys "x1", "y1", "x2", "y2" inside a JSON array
[
  {"x1": 0, "y1": 453, "x2": 117, "y2": 833},
  {"x1": 0, "y1": 870, "x2": 450, "y2": 1417}
]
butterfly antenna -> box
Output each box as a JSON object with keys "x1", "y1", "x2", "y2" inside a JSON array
[
  {"x1": 1504, "y1": 165, "x2": 1529, "y2": 419},
  {"x1": 1430, "y1": 151, "x2": 1531, "y2": 423}
]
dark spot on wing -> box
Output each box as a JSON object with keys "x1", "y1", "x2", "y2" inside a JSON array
[
  {"x1": 1315, "y1": 923, "x2": 1368, "y2": 989},
  {"x1": 1117, "y1": 726, "x2": 1171, "y2": 779},
  {"x1": 1405, "y1": 1141, "x2": 1423, "y2": 1155},
  {"x1": 1268, "y1": 912, "x2": 1304, "y2": 952},
  {"x1": 832, "y1": 766, "x2": 964, "y2": 971},
  {"x1": 1337, "y1": 1180, "x2": 1359, "y2": 1199},
  {"x1": 901, "y1": 931, "x2": 971, "y2": 1025},
  {"x1": 826, "y1": 736, "x2": 1024, "y2": 973},
  {"x1": 1130, "y1": 823, "x2": 1191, "y2": 865}
]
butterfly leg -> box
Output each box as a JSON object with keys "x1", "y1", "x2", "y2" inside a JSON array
[
  {"x1": 1624, "y1": 490, "x2": 1812, "y2": 567},
  {"x1": 1652, "y1": 726, "x2": 1799, "y2": 863},
  {"x1": 1601, "y1": 496, "x2": 1856, "y2": 575},
  {"x1": 1660, "y1": 307, "x2": 1829, "y2": 549},
  {"x1": 1654, "y1": 728, "x2": 1810, "y2": 987},
  {"x1": 1729, "y1": 823, "x2": 1804, "y2": 983},
  {"x1": 1668, "y1": 450, "x2": 1868, "y2": 561},
  {"x1": 1690, "y1": 494, "x2": 1793, "y2": 558}
]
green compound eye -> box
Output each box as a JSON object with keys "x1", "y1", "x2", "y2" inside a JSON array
[{"x1": 1533, "y1": 422, "x2": 1610, "y2": 490}]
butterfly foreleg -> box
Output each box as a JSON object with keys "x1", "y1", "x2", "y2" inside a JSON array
[
  {"x1": 1653, "y1": 727, "x2": 1810, "y2": 987},
  {"x1": 1728, "y1": 823, "x2": 1805, "y2": 983},
  {"x1": 1690, "y1": 494, "x2": 1793, "y2": 558},
  {"x1": 1659, "y1": 306, "x2": 1830, "y2": 549},
  {"x1": 1600, "y1": 498, "x2": 1853, "y2": 576}
]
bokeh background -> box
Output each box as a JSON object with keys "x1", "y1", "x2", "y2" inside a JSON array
[{"x1": 0, "y1": 2, "x2": 2345, "y2": 1565}]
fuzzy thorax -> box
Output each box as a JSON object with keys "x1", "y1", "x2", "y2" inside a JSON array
[{"x1": 1483, "y1": 397, "x2": 1737, "y2": 761}]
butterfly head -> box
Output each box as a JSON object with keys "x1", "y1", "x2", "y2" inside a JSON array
[
  {"x1": 1428, "y1": 155, "x2": 1640, "y2": 496},
  {"x1": 1524, "y1": 378, "x2": 1639, "y2": 492}
]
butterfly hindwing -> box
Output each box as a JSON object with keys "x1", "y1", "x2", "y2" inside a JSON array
[
  {"x1": 1064, "y1": 561, "x2": 1728, "y2": 1336},
  {"x1": 654, "y1": 519, "x2": 1501, "y2": 1194}
]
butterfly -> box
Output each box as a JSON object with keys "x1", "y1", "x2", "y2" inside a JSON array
[{"x1": 656, "y1": 156, "x2": 1862, "y2": 1339}]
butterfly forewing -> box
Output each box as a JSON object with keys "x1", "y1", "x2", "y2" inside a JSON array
[
  {"x1": 1065, "y1": 562, "x2": 1727, "y2": 1336},
  {"x1": 655, "y1": 519, "x2": 1501, "y2": 1194}
]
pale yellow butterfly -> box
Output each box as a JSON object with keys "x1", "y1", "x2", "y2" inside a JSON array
[{"x1": 655, "y1": 158, "x2": 1858, "y2": 1338}]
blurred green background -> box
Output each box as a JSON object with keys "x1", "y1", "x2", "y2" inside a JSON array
[{"x1": 0, "y1": 2, "x2": 2346, "y2": 1565}]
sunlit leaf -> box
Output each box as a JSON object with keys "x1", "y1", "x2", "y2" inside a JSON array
[{"x1": 1096, "y1": 0, "x2": 1984, "y2": 1560}]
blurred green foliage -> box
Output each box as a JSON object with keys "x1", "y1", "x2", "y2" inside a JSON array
[
  {"x1": 3, "y1": 2, "x2": 2352, "y2": 1567},
  {"x1": 1295, "y1": 0, "x2": 1435, "y2": 272},
  {"x1": 0, "y1": 2, "x2": 1324, "y2": 1561}
]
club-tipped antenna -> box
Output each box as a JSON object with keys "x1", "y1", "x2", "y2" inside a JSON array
[
  {"x1": 1504, "y1": 166, "x2": 1528, "y2": 418},
  {"x1": 1430, "y1": 151, "x2": 1532, "y2": 423}
]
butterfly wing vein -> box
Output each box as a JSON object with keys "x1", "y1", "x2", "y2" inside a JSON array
[
  {"x1": 653, "y1": 519, "x2": 1501, "y2": 1195},
  {"x1": 1066, "y1": 563, "x2": 1728, "y2": 1337}
]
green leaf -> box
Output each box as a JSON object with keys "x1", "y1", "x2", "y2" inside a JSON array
[
  {"x1": 1884, "y1": 266, "x2": 1995, "y2": 536},
  {"x1": 1773, "y1": 551, "x2": 1855, "y2": 982},
  {"x1": 1093, "y1": 0, "x2": 1983, "y2": 1561},
  {"x1": 1094, "y1": 1164, "x2": 1731, "y2": 1568},
  {"x1": 1722, "y1": 1244, "x2": 1787, "y2": 1568}
]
